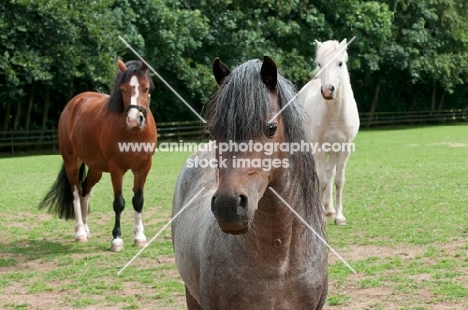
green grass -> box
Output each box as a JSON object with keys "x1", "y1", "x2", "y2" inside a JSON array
[
  {"x1": 0, "y1": 149, "x2": 191, "y2": 309},
  {"x1": 0, "y1": 125, "x2": 468, "y2": 309},
  {"x1": 325, "y1": 125, "x2": 468, "y2": 309}
]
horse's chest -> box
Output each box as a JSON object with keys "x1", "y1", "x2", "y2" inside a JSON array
[
  {"x1": 198, "y1": 256, "x2": 326, "y2": 308},
  {"x1": 314, "y1": 123, "x2": 353, "y2": 143},
  {"x1": 201, "y1": 273, "x2": 324, "y2": 309}
]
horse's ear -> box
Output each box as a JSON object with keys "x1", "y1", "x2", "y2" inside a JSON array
[
  {"x1": 140, "y1": 60, "x2": 148, "y2": 72},
  {"x1": 117, "y1": 59, "x2": 127, "y2": 72},
  {"x1": 212, "y1": 57, "x2": 231, "y2": 85},
  {"x1": 339, "y1": 38, "x2": 347, "y2": 49},
  {"x1": 315, "y1": 40, "x2": 322, "y2": 49},
  {"x1": 261, "y1": 56, "x2": 277, "y2": 90}
]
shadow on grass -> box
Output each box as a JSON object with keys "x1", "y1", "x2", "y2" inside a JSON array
[{"x1": 0, "y1": 239, "x2": 94, "y2": 267}]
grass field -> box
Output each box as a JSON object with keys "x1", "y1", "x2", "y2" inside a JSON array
[{"x1": 0, "y1": 125, "x2": 467, "y2": 309}]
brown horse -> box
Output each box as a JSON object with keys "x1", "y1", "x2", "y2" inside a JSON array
[
  {"x1": 172, "y1": 57, "x2": 328, "y2": 309},
  {"x1": 39, "y1": 59, "x2": 157, "y2": 252}
]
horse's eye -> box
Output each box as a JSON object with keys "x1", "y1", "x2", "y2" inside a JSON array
[
  {"x1": 338, "y1": 61, "x2": 343, "y2": 67},
  {"x1": 266, "y1": 123, "x2": 278, "y2": 137},
  {"x1": 316, "y1": 63, "x2": 321, "y2": 68}
]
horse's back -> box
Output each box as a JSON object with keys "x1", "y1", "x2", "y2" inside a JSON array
[
  {"x1": 60, "y1": 92, "x2": 108, "y2": 127},
  {"x1": 58, "y1": 92, "x2": 109, "y2": 165}
]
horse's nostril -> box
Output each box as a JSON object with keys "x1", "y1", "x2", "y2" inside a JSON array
[
  {"x1": 237, "y1": 195, "x2": 248, "y2": 217},
  {"x1": 138, "y1": 115, "x2": 144, "y2": 126},
  {"x1": 329, "y1": 85, "x2": 335, "y2": 92},
  {"x1": 239, "y1": 195, "x2": 248, "y2": 207}
]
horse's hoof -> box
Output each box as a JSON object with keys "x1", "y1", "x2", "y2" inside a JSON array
[
  {"x1": 110, "y1": 239, "x2": 124, "y2": 252},
  {"x1": 134, "y1": 239, "x2": 147, "y2": 247},
  {"x1": 75, "y1": 235, "x2": 88, "y2": 242},
  {"x1": 334, "y1": 218, "x2": 347, "y2": 225},
  {"x1": 110, "y1": 244, "x2": 124, "y2": 252},
  {"x1": 325, "y1": 211, "x2": 336, "y2": 218}
]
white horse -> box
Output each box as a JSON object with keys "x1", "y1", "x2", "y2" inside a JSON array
[{"x1": 298, "y1": 39, "x2": 360, "y2": 225}]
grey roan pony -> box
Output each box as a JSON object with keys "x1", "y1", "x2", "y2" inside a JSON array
[{"x1": 171, "y1": 56, "x2": 328, "y2": 309}]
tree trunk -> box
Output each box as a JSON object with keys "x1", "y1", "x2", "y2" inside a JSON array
[
  {"x1": 67, "y1": 78, "x2": 74, "y2": 102},
  {"x1": 41, "y1": 87, "x2": 51, "y2": 130},
  {"x1": 411, "y1": 95, "x2": 418, "y2": 111},
  {"x1": 366, "y1": 77, "x2": 381, "y2": 127},
  {"x1": 39, "y1": 87, "x2": 51, "y2": 143},
  {"x1": 2, "y1": 103, "x2": 11, "y2": 132},
  {"x1": 431, "y1": 80, "x2": 436, "y2": 111},
  {"x1": 25, "y1": 85, "x2": 35, "y2": 131},
  {"x1": 13, "y1": 101, "x2": 21, "y2": 130},
  {"x1": 437, "y1": 90, "x2": 446, "y2": 112}
]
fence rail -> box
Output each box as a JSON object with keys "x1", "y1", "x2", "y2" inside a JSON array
[
  {"x1": 360, "y1": 109, "x2": 467, "y2": 126},
  {"x1": 1, "y1": 109, "x2": 466, "y2": 153},
  {"x1": 0, "y1": 120, "x2": 208, "y2": 153}
]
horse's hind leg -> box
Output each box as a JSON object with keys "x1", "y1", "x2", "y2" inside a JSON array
[
  {"x1": 334, "y1": 150, "x2": 351, "y2": 225},
  {"x1": 131, "y1": 161, "x2": 151, "y2": 247},
  {"x1": 81, "y1": 168, "x2": 103, "y2": 238},
  {"x1": 63, "y1": 160, "x2": 88, "y2": 242},
  {"x1": 185, "y1": 286, "x2": 201, "y2": 310}
]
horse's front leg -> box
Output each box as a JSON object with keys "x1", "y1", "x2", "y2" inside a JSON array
[
  {"x1": 131, "y1": 159, "x2": 152, "y2": 247},
  {"x1": 110, "y1": 167, "x2": 125, "y2": 252},
  {"x1": 334, "y1": 149, "x2": 351, "y2": 225},
  {"x1": 318, "y1": 150, "x2": 336, "y2": 218}
]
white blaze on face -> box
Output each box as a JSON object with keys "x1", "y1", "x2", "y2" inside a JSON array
[{"x1": 127, "y1": 76, "x2": 140, "y2": 127}]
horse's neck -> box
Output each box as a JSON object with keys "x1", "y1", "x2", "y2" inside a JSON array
[{"x1": 244, "y1": 187, "x2": 308, "y2": 269}]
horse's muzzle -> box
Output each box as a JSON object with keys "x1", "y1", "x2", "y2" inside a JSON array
[
  {"x1": 126, "y1": 115, "x2": 146, "y2": 129},
  {"x1": 126, "y1": 105, "x2": 147, "y2": 128},
  {"x1": 211, "y1": 194, "x2": 250, "y2": 235},
  {"x1": 321, "y1": 85, "x2": 335, "y2": 100}
]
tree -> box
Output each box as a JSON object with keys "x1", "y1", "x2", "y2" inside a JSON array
[{"x1": 0, "y1": 0, "x2": 131, "y2": 133}]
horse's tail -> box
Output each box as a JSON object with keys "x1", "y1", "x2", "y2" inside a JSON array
[{"x1": 38, "y1": 163, "x2": 87, "y2": 220}]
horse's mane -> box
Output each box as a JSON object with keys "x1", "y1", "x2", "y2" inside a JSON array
[
  {"x1": 205, "y1": 59, "x2": 324, "y2": 233},
  {"x1": 107, "y1": 60, "x2": 154, "y2": 113}
]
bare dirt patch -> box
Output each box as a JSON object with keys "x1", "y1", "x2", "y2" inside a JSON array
[
  {"x1": 328, "y1": 244, "x2": 426, "y2": 264},
  {"x1": 325, "y1": 241, "x2": 468, "y2": 309}
]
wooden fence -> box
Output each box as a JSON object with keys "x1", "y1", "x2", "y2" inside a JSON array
[
  {"x1": 360, "y1": 109, "x2": 467, "y2": 127},
  {"x1": 0, "y1": 120, "x2": 207, "y2": 154},
  {"x1": 0, "y1": 109, "x2": 466, "y2": 154}
]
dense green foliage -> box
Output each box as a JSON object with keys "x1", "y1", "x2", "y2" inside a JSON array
[{"x1": 1, "y1": 0, "x2": 467, "y2": 130}]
